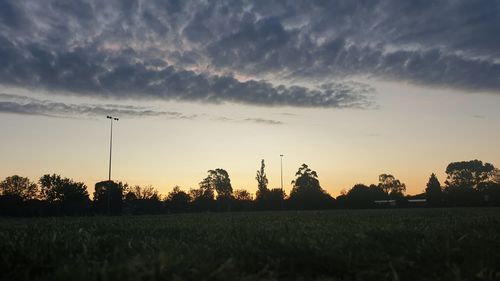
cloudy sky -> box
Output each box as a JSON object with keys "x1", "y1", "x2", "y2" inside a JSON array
[{"x1": 1, "y1": 0, "x2": 499, "y2": 196}]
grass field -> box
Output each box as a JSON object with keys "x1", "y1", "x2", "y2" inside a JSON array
[{"x1": 1, "y1": 208, "x2": 499, "y2": 281}]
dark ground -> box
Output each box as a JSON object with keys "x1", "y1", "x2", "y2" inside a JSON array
[{"x1": 1, "y1": 208, "x2": 499, "y2": 281}]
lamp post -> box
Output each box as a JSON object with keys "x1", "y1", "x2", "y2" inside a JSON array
[
  {"x1": 106, "y1": 116, "x2": 119, "y2": 181},
  {"x1": 280, "y1": 154, "x2": 284, "y2": 191},
  {"x1": 280, "y1": 154, "x2": 284, "y2": 210}
]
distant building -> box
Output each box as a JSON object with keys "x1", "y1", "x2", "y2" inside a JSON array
[
  {"x1": 374, "y1": 200, "x2": 396, "y2": 206},
  {"x1": 374, "y1": 198, "x2": 427, "y2": 207},
  {"x1": 407, "y1": 199, "x2": 427, "y2": 203}
]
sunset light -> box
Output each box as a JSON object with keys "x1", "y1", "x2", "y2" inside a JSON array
[{"x1": 1, "y1": 1, "x2": 499, "y2": 280}]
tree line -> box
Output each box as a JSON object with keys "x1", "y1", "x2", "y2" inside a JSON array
[{"x1": 1, "y1": 159, "x2": 499, "y2": 216}]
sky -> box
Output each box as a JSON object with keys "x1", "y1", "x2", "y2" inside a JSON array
[{"x1": 1, "y1": 0, "x2": 499, "y2": 197}]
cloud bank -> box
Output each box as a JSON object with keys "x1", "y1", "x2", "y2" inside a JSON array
[
  {"x1": 0, "y1": 0, "x2": 499, "y2": 110},
  {"x1": 0, "y1": 93, "x2": 284, "y2": 125},
  {"x1": 0, "y1": 93, "x2": 195, "y2": 119}
]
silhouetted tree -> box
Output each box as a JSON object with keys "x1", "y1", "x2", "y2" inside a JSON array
[
  {"x1": 0, "y1": 175, "x2": 38, "y2": 200},
  {"x1": 189, "y1": 188, "x2": 204, "y2": 202},
  {"x1": 444, "y1": 184, "x2": 481, "y2": 206},
  {"x1": 289, "y1": 164, "x2": 334, "y2": 209},
  {"x1": 266, "y1": 188, "x2": 286, "y2": 210},
  {"x1": 234, "y1": 189, "x2": 252, "y2": 201},
  {"x1": 476, "y1": 168, "x2": 500, "y2": 206},
  {"x1": 444, "y1": 160, "x2": 495, "y2": 206},
  {"x1": 344, "y1": 184, "x2": 386, "y2": 208},
  {"x1": 255, "y1": 159, "x2": 277, "y2": 210},
  {"x1": 477, "y1": 182, "x2": 500, "y2": 206},
  {"x1": 196, "y1": 169, "x2": 233, "y2": 211},
  {"x1": 122, "y1": 184, "x2": 162, "y2": 214},
  {"x1": 445, "y1": 160, "x2": 495, "y2": 189},
  {"x1": 39, "y1": 174, "x2": 90, "y2": 215},
  {"x1": 93, "y1": 180, "x2": 124, "y2": 215},
  {"x1": 491, "y1": 168, "x2": 500, "y2": 184},
  {"x1": 209, "y1": 169, "x2": 233, "y2": 199},
  {"x1": 233, "y1": 189, "x2": 253, "y2": 211},
  {"x1": 125, "y1": 185, "x2": 160, "y2": 200},
  {"x1": 255, "y1": 160, "x2": 269, "y2": 200},
  {"x1": 378, "y1": 174, "x2": 406, "y2": 198},
  {"x1": 190, "y1": 176, "x2": 216, "y2": 211},
  {"x1": 290, "y1": 164, "x2": 318, "y2": 194},
  {"x1": 425, "y1": 173, "x2": 442, "y2": 206},
  {"x1": 198, "y1": 175, "x2": 215, "y2": 199},
  {"x1": 0, "y1": 176, "x2": 47, "y2": 217},
  {"x1": 166, "y1": 186, "x2": 190, "y2": 213}
]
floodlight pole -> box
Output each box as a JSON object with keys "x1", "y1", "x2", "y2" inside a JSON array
[
  {"x1": 280, "y1": 154, "x2": 284, "y2": 191},
  {"x1": 107, "y1": 116, "x2": 119, "y2": 181}
]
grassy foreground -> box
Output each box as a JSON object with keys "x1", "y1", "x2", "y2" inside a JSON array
[{"x1": 1, "y1": 209, "x2": 499, "y2": 281}]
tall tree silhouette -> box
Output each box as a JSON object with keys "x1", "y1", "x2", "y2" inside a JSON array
[
  {"x1": 255, "y1": 159, "x2": 269, "y2": 200},
  {"x1": 290, "y1": 164, "x2": 319, "y2": 194},
  {"x1": 207, "y1": 168, "x2": 233, "y2": 211},
  {"x1": 289, "y1": 164, "x2": 333, "y2": 209},
  {"x1": 201, "y1": 169, "x2": 233, "y2": 199},
  {"x1": 0, "y1": 175, "x2": 38, "y2": 200},
  {"x1": 213, "y1": 169, "x2": 233, "y2": 199},
  {"x1": 425, "y1": 173, "x2": 442, "y2": 206}
]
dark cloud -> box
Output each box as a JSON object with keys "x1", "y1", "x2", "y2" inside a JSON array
[
  {"x1": 0, "y1": 0, "x2": 498, "y2": 109},
  {"x1": 0, "y1": 35, "x2": 372, "y2": 108},
  {"x1": 205, "y1": 9, "x2": 500, "y2": 91},
  {"x1": 0, "y1": 1, "x2": 24, "y2": 28}
]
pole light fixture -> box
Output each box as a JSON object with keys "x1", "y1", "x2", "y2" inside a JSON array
[
  {"x1": 106, "y1": 116, "x2": 119, "y2": 181},
  {"x1": 280, "y1": 154, "x2": 284, "y2": 191}
]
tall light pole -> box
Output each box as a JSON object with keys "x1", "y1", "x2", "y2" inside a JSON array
[
  {"x1": 107, "y1": 116, "x2": 119, "y2": 181},
  {"x1": 280, "y1": 154, "x2": 284, "y2": 191}
]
